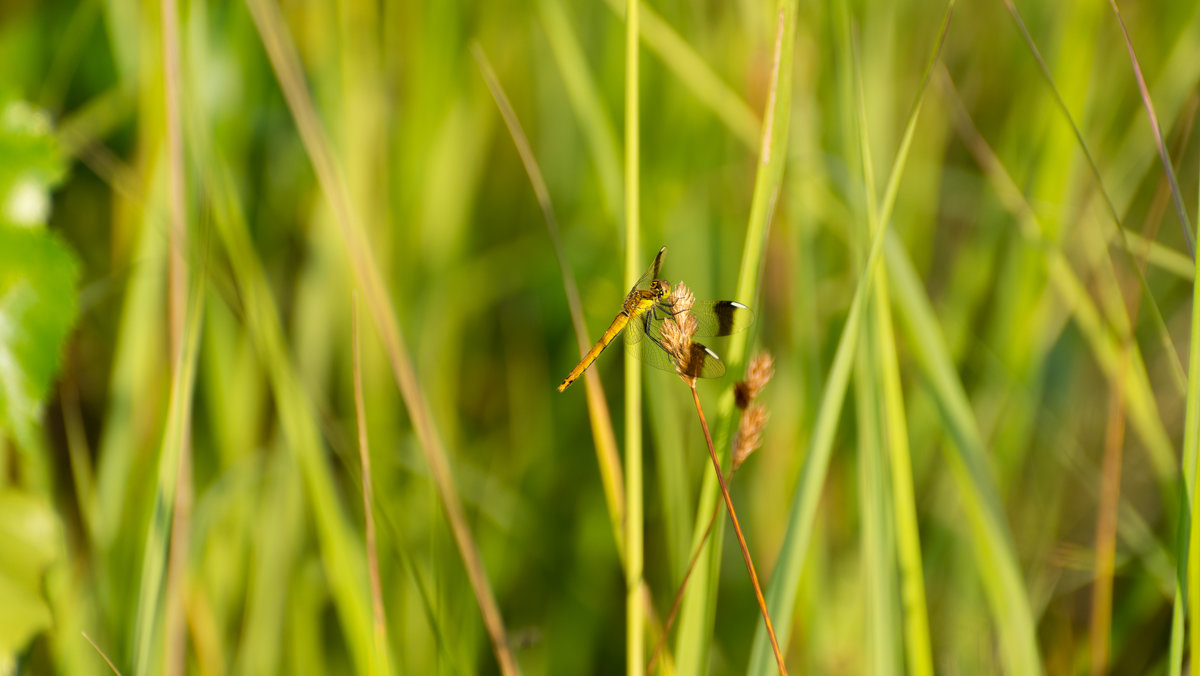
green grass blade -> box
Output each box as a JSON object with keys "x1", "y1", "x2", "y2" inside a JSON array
[
  {"x1": 875, "y1": 268, "x2": 934, "y2": 676},
  {"x1": 1176, "y1": 139, "x2": 1200, "y2": 676},
  {"x1": 132, "y1": 275, "x2": 204, "y2": 676},
  {"x1": 856, "y1": 296, "x2": 901, "y2": 676}
]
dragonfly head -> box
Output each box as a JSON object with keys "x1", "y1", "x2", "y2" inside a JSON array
[{"x1": 650, "y1": 279, "x2": 671, "y2": 300}]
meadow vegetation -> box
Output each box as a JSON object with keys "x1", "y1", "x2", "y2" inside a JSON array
[{"x1": 1, "y1": 0, "x2": 1199, "y2": 674}]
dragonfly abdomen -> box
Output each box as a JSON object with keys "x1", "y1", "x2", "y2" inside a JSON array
[{"x1": 557, "y1": 311, "x2": 632, "y2": 391}]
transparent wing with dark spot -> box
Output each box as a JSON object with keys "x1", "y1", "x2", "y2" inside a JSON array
[
  {"x1": 639, "y1": 336, "x2": 726, "y2": 378},
  {"x1": 688, "y1": 300, "x2": 754, "y2": 337}
]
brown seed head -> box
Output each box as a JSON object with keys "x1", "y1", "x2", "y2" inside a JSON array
[
  {"x1": 660, "y1": 282, "x2": 702, "y2": 382},
  {"x1": 733, "y1": 404, "x2": 769, "y2": 470},
  {"x1": 732, "y1": 352, "x2": 774, "y2": 469},
  {"x1": 735, "y1": 352, "x2": 775, "y2": 409}
]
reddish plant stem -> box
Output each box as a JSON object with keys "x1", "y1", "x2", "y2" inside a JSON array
[{"x1": 690, "y1": 383, "x2": 787, "y2": 675}]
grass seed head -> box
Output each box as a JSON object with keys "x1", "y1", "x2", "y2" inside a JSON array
[
  {"x1": 660, "y1": 281, "x2": 703, "y2": 383},
  {"x1": 733, "y1": 404, "x2": 769, "y2": 470},
  {"x1": 732, "y1": 352, "x2": 775, "y2": 469}
]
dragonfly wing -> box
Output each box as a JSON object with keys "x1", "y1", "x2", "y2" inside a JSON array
[
  {"x1": 636, "y1": 334, "x2": 726, "y2": 379},
  {"x1": 624, "y1": 310, "x2": 647, "y2": 346},
  {"x1": 629, "y1": 246, "x2": 667, "y2": 292},
  {"x1": 688, "y1": 342, "x2": 726, "y2": 378},
  {"x1": 635, "y1": 310, "x2": 727, "y2": 379},
  {"x1": 689, "y1": 300, "x2": 753, "y2": 337}
]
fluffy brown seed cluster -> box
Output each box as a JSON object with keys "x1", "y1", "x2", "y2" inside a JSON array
[
  {"x1": 659, "y1": 281, "x2": 707, "y2": 383},
  {"x1": 733, "y1": 352, "x2": 774, "y2": 470}
]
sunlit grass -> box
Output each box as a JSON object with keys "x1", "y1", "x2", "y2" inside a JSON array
[{"x1": 1, "y1": 0, "x2": 1199, "y2": 674}]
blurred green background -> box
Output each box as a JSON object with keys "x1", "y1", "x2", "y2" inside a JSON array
[{"x1": 1, "y1": 0, "x2": 1200, "y2": 673}]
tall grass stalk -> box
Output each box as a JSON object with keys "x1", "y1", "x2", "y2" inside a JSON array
[
  {"x1": 1179, "y1": 137, "x2": 1200, "y2": 676},
  {"x1": 205, "y1": 157, "x2": 374, "y2": 673},
  {"x1": 538, "y1": 0, "x2": 623, "y2": 218},
  {"x1": 623, "y1": 0, "x2": 645, "y2": 671},
  {"x1": 603, "y1": 0, "x2": 760, "y2": 149},
  {"x1": 940, "y1": 65, "x2": 1174, "y2": 471},
  {"x1": 851, "y1": 21, "x2": 901, "y2": 676},
  {"x1": 83, "y1": 631, "x2": 123, "y2": 675},
  {"x1": 158, "y1": 0, "x2": 189, "y2": 671},
  {"x1": 1090, "y1": 140, "x2": 1172, "y2": 676},
  {"x1": 352, "y1": 300, "x2": 392, "y2": 675},
  {"x1": 132, "y1": 280, "x2": 203, "y2": 676}
]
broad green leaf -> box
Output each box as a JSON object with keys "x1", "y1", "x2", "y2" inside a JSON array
[
  {"x1": 0, "y1": 98, "x2": 78, "y2": 443},
  {"x1": 0, "y1": 227, "x2": 80, "y2": 441}
]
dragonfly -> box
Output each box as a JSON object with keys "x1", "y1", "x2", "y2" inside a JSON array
[{"x1": 558, "y1": 246, "x2": 753, "y2": 392}]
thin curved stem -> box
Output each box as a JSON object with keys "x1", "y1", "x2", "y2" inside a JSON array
[{"x1": 689, "y1": 382, "x2": 786, "y2": 675}]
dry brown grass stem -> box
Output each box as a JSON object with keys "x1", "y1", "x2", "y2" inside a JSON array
[
  {"x1": 1088, "y1": 95, "x2": 1191, "y2": 676},
  {"x1": 160, "y1": 0, "x2": 190, "y2": 672},
  {"x1": 353, "y1": 300, "x2": 390, "y2": 670}
]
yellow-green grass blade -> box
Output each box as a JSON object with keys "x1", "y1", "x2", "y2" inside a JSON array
[
  {"x1": 851, "y1": 8, "x2": 936, "y2": 672},
  {"x1": 856, "y1": 292, "x2": 902, "y2": 676},
  {"x1": 875, "y1": 265, "x2": 934, "y2": 676},
  {"x1": 746, "y1": 181, "x2": 887, "y2": 674},
  {"x1": 132, "y1": 271, "x2": 203, "y2": 676},
  {"x1": 1174, "y1": 138, "x2": 1200, "y2": 676},
  {"x1": 1001, "y1": 0, "x2": 1186, "y2": 410},
  {"x1": 623, "y1": 1, "x2": 645, "y2": 672},
  {"x1": 851, "y1": 23, "x2": 902, "y2": 673}
]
